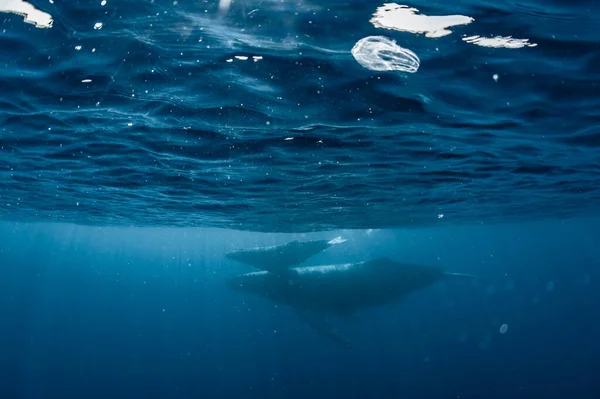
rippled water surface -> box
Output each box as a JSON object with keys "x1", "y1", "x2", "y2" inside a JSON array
[{"x1": 1, "y1": 0, "x2": 599, "y2": 231}]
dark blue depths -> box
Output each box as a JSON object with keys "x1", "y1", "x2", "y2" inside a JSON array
[{"x1": 0, "y1": 217, "x2": 599, "y2": 398}]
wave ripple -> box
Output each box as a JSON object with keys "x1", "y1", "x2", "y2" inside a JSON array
[{"x1": 1, "y1": 0, "x2": 599, "y2": 232}]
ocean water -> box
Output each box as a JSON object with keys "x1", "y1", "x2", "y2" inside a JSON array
[
  {"x1": 1, "y1": 0, "x2": 599, "y2": 398},
  {"x1": 1, "y1": 219, "x2": 599, "y2": 398},
  {"x1": 1, "y1": 0, "x2": 599, "y2": 230}
]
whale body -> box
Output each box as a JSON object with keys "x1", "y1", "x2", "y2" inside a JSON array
[{"x1": 225, "y1": 239, "x2": 477, "y2": 345}]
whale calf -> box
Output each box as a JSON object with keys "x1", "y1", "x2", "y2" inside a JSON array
[
  {"x1": 225, "y1": 236, "x2": 346, "y2": 273},
  {"x1": 226, "y1": 240, "x2": 478, "y2": 345}
]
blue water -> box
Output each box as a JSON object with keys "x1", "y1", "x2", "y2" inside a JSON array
[
  {"x1": 1, "y1": 0, "x2": 599, "y2": 230},
  {"x1": 1, "y1": 0, "x2": 600, "y2": 398},
  {"x1": 1, "y1": 219, "x2": 599, "y2": 397}
]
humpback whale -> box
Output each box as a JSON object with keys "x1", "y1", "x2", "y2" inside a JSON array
[
  {"x1": 225, "y1": 236, "x2": 347, "y2": 273},
  {"x1": 226, "y1": 239, "x2": 478, "y2": 345}
]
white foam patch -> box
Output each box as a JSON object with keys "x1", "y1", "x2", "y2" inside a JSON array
[
  {"x1": 462, "y1": 35, "x2": 538, "y2": 49},
  {"x1": 351, "y1": 36, "x2": 420, "y2": 73},
  {"x1": 370, "y1": 3, "x2": 473, "y2": 38},
  {"x1": 227, "y1": 55, "x2": 263, "y2": 63},
  {"x1": 0, "y1": 0, "x2": 53, "y2": 28}
]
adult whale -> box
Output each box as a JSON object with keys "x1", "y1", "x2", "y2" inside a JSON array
[{"x1": 226, "y1": 240, "x2": 478, "y2": 345}]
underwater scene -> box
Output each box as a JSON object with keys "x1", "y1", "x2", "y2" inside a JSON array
[{"x1": 1, "y1": 0, "x2": 599, "y2": 398}]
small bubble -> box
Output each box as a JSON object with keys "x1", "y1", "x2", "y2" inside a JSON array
[
  {"x1": 499, "y1": 324, "x2": 508, "y2": 334},
  {"x1": 93, "y1": 22, "x2": 103, "y2": 30},
  {"x1": 493, "y1": 74, "x2": 498, "y2": 82},
  {"x1": 101, "y1": 0, "x2": 107, "y2": 5}
]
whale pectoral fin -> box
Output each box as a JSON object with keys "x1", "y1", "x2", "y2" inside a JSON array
[
  {"x1": 444, "y1": 272, "x2": 481, "y2": 280},
  {"x1": 327, "y1": 236, "x2": 347, "y2": 245},
  {"x1": 295, "y1": 308, "x2": 351, "y2": 346}
]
